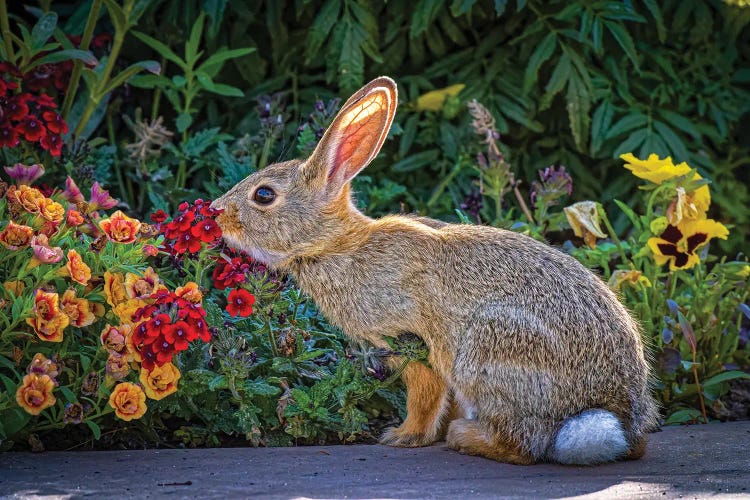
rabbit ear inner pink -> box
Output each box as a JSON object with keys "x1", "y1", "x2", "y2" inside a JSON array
[{"x1": 306, "y1": 77, "x2": 397, "y2": 189}]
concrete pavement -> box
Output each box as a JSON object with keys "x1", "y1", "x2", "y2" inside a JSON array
[{"x1": 1, "y1": 421, "x2": 749, "y2": 499}]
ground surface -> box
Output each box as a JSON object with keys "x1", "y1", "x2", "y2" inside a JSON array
[{"x1": 1, "y1": 421, "x2": 748, "y2": 499}]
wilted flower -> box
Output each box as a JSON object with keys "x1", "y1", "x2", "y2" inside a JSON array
[
  {"x1": 530, "y1": 165, "x2": 573, "y2": 208},
  {"x1": 62, "y1": 176, "x2": 85, "y2": 204},
  {"x1": 27, "y1": 353, "x2": 59, "y2": 380},
  {"x1": 124, "y1": 267, "x2": 160, "y2": 299},
  {"x1": 124, "y1": 116, "x2": 173, "y2": 160},
  {"x1": 6, "y1": 184, "x2": 45, "y2": 213},
  {"x1": 0, "y1": 220, "x2": 34, "y2": 250},
  {"x1": 81, "y1": 371, "x2": 100, "y2": 396},
  {"x1": 99, "y1": 210, "x2": 141, "y2": 243},
  {"x1": 4, "y1": 163, "x2": 45, "y2": 184},
  {"x1": 647, "y1": 219, "x2": 729, "y2": 271},
  {"x1": 61, "y1": 289, "x2": 96, "y2": 328},
  {"x1": 30, "y1": 234, "x2": 63, "y2": 265},
  {"x1": 106, "y1": 352, "x2": 130, "y2": 381},
  {"x1": 563, "y1": 201, "x2": 607, "y2": 249},
  {"x1": 3, "y1": 280, "x2": 25, "y2": 297},
  {"x1": 63, "y1": 402, "x2": 84, "y2": 424},
  {"x1": 142, "y1": 244, "x2": 158, "y2": 257},
  {"x1": 100, "y1": 324, "x2": 128, "y2": 354},
  {"x1": 65, "y1": 249, "x2": 92, "y2": 286},
  {"x1": 108, "y1": 382, "x2": 147, "y2": 421},
  {"x1": 139, "y1": 363, "x2": 181, "y2": 400},
  {"x1": 16, "y1": 373, "x2": 56, "y2": 415},
  {"x1": 666, "y1": 187, "x2": 711, "y2": 226}
]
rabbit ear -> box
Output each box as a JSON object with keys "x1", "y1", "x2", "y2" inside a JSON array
[{"x1": 304, "y1": 76, "x2": 397, "y2": 191}]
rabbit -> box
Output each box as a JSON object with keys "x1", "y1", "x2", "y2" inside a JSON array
[{"x1": 211, "y1": 76, "x2": 659, "y2": 465}]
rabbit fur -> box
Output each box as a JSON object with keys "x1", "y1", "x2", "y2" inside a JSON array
[{"x1": 212, "y1": 76, "x2": 659, "y2": 465}]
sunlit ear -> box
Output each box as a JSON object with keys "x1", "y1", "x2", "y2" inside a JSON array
[{"x1": 304, "y1": 76, "x2": 397, "y2": 191}]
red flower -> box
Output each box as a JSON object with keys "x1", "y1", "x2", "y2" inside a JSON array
[
  {"x1": 42, "y1": 111, "x2": 69, "y2": 134},
  {"x1": 40, "y1": 133, "x2": 62, "y2": 156},
  {"x1": 226, "y1": 289, "x2": 255, "y2": 317},
  {"x1": 148, "y1": 313, "x2": 172, "y2": 336},
  {"x1": 178, "y1": 201, "x2": 190, "y2": 212},
  {"x1": 151, "y1": 336, "x2": 176, "y2": 364},
  {"x1": 18, "y1": 116, "x2": 47, "y2": 141},
  {"x1": 174, "y1": 232, "x2": 202, "y2": 253},
  {"x1": 7, "y1": 96, "x2": 30, "y2": 120},
  {"x1": 150, "y1": 209, "x2": 168, "y2": 223},
  {"x1": 190, "y1": 218, "x2": 222, "y2": 242},
  {"x1": 0, "y1": 126, "x2": 19, "y2": 148},
  {"x1": 212, "y1": 256, "x2": 251, "y2": 290},
  {"x1": 163, "y1": 320, "x2": 192, "y2": 351}
]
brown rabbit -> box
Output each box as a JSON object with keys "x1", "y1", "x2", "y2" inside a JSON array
[{"x1": 212, "y1": 76, "x2": 659, "y2": 465}]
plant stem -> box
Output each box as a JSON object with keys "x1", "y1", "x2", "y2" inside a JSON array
[
  {"x1": 426, "y1": 160, "x2": 463, "y2": 210},
  {"x1": 62, "y1": 0, "x2": 102, "y2": 120},
  {"x1": 0, "y1": 0, "x2": 14, "y2": 63},
  {"x1": 513, "y1": 182, "x2": 535, "y2": 225},
  {"x1": 598, "y1": 203, "x2": 630, "y2": 265},
  {"x1": 150, "y1": 56, "x2": 167, "y2": 121},
  {"x1": 691, "y1": 351, "x2": 708, "y2": 423}
]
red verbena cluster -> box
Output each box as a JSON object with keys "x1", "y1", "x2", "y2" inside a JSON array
[
  {"x1": 151, "y1": 199, "x2": 222, "y2": 255},
  {"x1": 212, "y1": 254, "x2": 255, "y2": 290},
  {"x1": 130, "y1": 286, "x2": 210, "y2": 370},
  {"x1": 0, "y1": 64, "x2": 67, "y2": 156}
]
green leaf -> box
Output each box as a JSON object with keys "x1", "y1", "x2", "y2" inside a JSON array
[
  {"x1": 0, "y1": 355, "x2": 18, "y2": 376},
  {"x1": 540, "y1": 53, "x2": 571, "y2": 111},
  {"x1": 26, "y1": 49, "x2": 98, "y2": 70},
  {"x1": 604, "y1": 20, "x2": 639, "y2": 69},
  {"x1": 664, "y1": 408, "x2": 702, "y2": 425},
  {"x1": 132, "y1": 31, "x2": 186, "y2": 70},
  {"x1": 102, "y1": 0, "x2": 126, "y2": 33},
  {"x1": 494, "y1": 0, "x2": 507, "y2": 16},
  {"x1": 245, "y1": 379, "x2": 281, "y2": 396},
  {"x1": 523, "y1": 32, "x2": 557, "y2": 94},
  {"x1": 566, "y1": 70, "x2": 591, "y2": 152},
  {"x1": 450, "y1": 0, "x2": 478, "y2": 16},
  {"x1": 208, "y1": 374, "x2": 228, "y2": 390},
  {"x1": 591, "y1": 17, "x2": 603, "y2": 54},
  {"x1": 176, "y1": 113, "x2": 193, "y2": 132},
  {"x1": 305, "y1": 0, "x2": 341, "y2": 63},
  {"x1": 613, "y1": 128, "x2": 648, "y2": 157},
  {"x1": 86, "y1": 420, "x2": 102, "y2": 440},
  {"x1": 657, "y1": 109, "x2": 701, "y2": 141},
  {"x1": 614, "y1": 199, "x2": 642, "y2": 232},
  {"x1": 605, "y1": 113, "x2": 648, "y2": 139},
  {"x1": 198, "y1": 47, "x2": 256, "y2": 74},
  {"x1": 101, "y1": 60, "x2": 161, "y2": 96},
  {"x1": 410, "y1": 0, "x2": 443, "y2": 39},
  {"x1": 702, "y1": 370, "x2": 750, "y2": 388},
  {"x1": 590, "y1": 99, "x2": 614, "y2": 156},
  {"x1": 32, "y1": 12, "x2": 58, "y2": 50},
  {"x1": 60, "y1": 386, "x2": 77, "y2": 403},
  {"x1": 642, "y1": 0, "x2": 666, "y2": 43},
  {"x1": 205, "y1": 83, "x2": 244, "y2": 97},
  {"x1": 186, "y1": 12, "x2": 206, "y2": 66},
  {"x1": 653, "y1": 120, "x2": 689, "y2": 163},
  {"x1": 392, "y1": 149, "x2": 440, "y2": 172}
]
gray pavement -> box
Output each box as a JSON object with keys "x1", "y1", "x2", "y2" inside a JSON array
[{"x1": 1, "y1": 421, "x2": 748, "y2": 499}]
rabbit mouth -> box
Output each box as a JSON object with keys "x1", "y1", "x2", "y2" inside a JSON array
[{"x1": 220, "y1": 231, "x2": 290, "y2": 268}]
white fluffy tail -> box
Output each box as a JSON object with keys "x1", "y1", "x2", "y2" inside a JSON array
[{"x1": 550, "y1": 409, "x2": 629, "y2": 465}]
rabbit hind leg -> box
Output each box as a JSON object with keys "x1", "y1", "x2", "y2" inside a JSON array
[
  {"x1": 380, "y1": 361, "x2": 451, "y2": 447},
  {"x1": 446, "y1": 418, "x2": 535, "y2": 465}
]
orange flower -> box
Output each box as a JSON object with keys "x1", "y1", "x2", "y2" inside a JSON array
[
  {"x1": 7, "y1": 185, "x2": 45, "y2": 213},
  {"x1": 124, "y1": 267, "x2": 160, "y2": 299},
  {"x1": 99, "y1": 210, "x2": 141, "y2": 244},
  {"x1": 66, "y1": 209, "x2": 84, "y2": 226},
  {"x1": 26, "y1": 290, "x2": 70, "y2": 342},
  {"x1": 104, "y1": 271, "x2": 128, "y2": 307},
  {"x1": 101, "y1": 323, "x2": 129, "y2": 354},
  {"x1": 65, "y1": 249, "x2": 92, "y2": 286},
  {"x1": 139, "y1": 363, "x2": 181, "y2": 400},
  {"x1": 27, "y1": 353, "x2": 59, "y2": 379},
  {"x1": 125, "y1": 326, "x2": 143, "y2": 362},
  {"x1": 38, "y1": 198, "x2": 65, "y2": 222},
  {"x1": 16, "y1": 373, "x2": 56, "y2": 415},
  {"x1": 175, "y1": 281, "x2": 202, "y2": 304},
  {"x1": 3, "y1": 280, "x2": 25, "y2": 297},
  {"x1": 108, "y1": 382, "x2": 147, "y2": 421},
  {"x1": 0, "y1": 220, "x2": 34, "y2": 249},
  {"x1": 113, "y1": 298, "x2": 148, "y2": 325},
  {"x1": 61, "y1": 289, "x2": 96, "y2": 328}
]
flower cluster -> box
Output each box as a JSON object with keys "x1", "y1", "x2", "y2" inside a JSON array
[
  {"x1": 0, "y1": 64, "x2": 67, "y2": 156},
  {"x1": 128, "y1": 283, "x2": 211, "y2": 371},
  {"x1": 15, "y1": 354, "x2": 59, "y2": 415},
  {"x1": 153, "y1": 200, "x2": 222, "y2": 255},
  {"x1": 620, "y1": 153, "x2": 729, "y2": 271}
]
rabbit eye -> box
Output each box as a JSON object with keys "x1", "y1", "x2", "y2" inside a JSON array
[{"x1": 253, "y1": 186, "x2": 276, "y2": 205}]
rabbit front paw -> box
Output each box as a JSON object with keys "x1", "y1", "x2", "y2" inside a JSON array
[{"x1": 379, "y1": 425, "x2": 437, "y2": 447}]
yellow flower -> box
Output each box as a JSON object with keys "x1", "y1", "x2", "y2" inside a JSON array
[
  {"x1": 608, "y1": 270, "x2": 652, "y2": 291},
  {"x1": 61, "y1": 289, "x2": 97, "y2": 328},
  {"x1": 124, "y1": 267, "x2": 160, "y2": 299},
  {"x1": 113, "y1": 298, "x2": 148, "y2": 325},
  {"x1": 139, "y1": 363, "x2": 181, "y2": 400},
  {"x1": 667, "y1": 186, "x2": 711, "y2": 225},
  {"x1": 3, "y1": 280, "x2": 25, "y2": 297},
  {"x1": 563, "y1": 201, "x2": 607, "y2": 249},
  {"x1": 26, "y1": 290, "x2": 70, "y2": 342},
  {"x1": 620, "y1": 153, "x2": 692, "y2": 184},
  {"x1": 415, "y1": 84, "x2": 465, "y2": 112},
  {"x1": 99, "y1": 210, "x2": 141, "y2": 244},
  {"x1": 108, "y1": 382, "x2": 147, "y2": 421},
  {"x1": 0, "y1": 221, "x2": 34, "y2": 250},
  {"x1": 175, "y1": 281, "x2": 202, "y2": 304},
  {"x1": 104, "y1": 271, "x2": 128, "y2": 307},
  {"x1": 38, "y1": 198, "x2": 65, "y2": 222},
  {"x1": 16, "y1": 373, "x2": 56, "y2": 415},
  {"x1": 647, "y1": 219, "x2": 729, "y2": 271},
  {"x1": 6, "y1": 185, "x2": 45, "y2": 213},
  {"x1": 65, "y1": 249, "x2": 92, "y2": 286}
]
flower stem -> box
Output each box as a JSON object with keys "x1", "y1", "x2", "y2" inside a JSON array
[
  {"x1": 0, "y1": 0, "x2": 14, "y2": 63},
  {"x1": 598, "y1": 203, "x2": 630, "y2": 265},
  {"x1": 62, "y1": 0, "x2": 102, "y2": 120}
]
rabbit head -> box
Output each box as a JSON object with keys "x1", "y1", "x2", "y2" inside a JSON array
[{"x1": 212, "y1": 77, "x2": 398, "y2": 267}]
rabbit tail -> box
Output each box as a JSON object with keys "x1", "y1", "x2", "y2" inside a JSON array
[{"x1": 549, "y1": 409, "x2": 629, "y2": 465}]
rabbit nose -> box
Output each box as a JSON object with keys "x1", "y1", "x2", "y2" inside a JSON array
[{"x1": 210, "y1": 197, "x2": 226, "y2": 210}]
